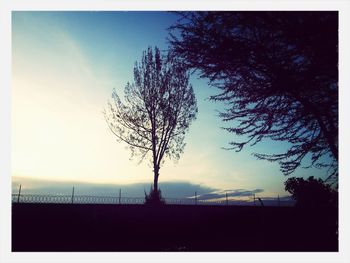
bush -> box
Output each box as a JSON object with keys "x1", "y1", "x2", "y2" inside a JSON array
[
  {"x1": 144, "y1": 187, "x2": 166, "y2": 206},
  {"x1": 284, "y1": 176, "x2": 338, "y2": 208}
]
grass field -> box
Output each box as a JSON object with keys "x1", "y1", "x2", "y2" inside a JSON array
[{"x1": 12, "y1": 203, "x2": 338, "y2": 252}]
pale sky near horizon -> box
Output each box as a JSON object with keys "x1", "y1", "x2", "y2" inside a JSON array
[{"x1": 11, "y1": 11, "x2": 333, "y2": 198}]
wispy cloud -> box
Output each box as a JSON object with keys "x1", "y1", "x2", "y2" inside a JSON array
[{"x1": 193, "y1": 189, "x2": 264, "y2": 200}]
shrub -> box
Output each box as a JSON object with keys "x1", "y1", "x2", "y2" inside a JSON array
[
  {"x1": 284, "y1": 176, "x2": 338, "y2": 208},
  {"x1": 144, "y1": 187, "x2": 166, "y2": 206}
]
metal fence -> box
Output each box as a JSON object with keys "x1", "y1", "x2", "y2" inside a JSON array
[
  {"x1": 11, "y1": 194, "x2": 143, "y2": 204},
  {"x1": 11, "y1": 193, "x2": 245, "y2": 206},
  {"x1": 12, "y1": 184, "x2": 294, "y2": 206}
]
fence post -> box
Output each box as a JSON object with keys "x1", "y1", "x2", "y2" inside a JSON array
[
  {"x1": 17, "y1": 184, "x2": 22, "y2": 203},
  {"x1": 253, "y1": 194, "x2": 256, "y2": 206},
  {"x1": 119, "y1": 189, "x2": 121, "y2": 204},
  {"x1": 278, "y1": 195, "x2": 280, "y2": 207},
  {"x1": 226, "y1": 192, "x2": 228, "y2": 206},
  {"x1": 195, "y1": 191, "x2": 197, "y2": 205},
  {"x1": 71, "y1": 186, "x2": 75, "y2": 204}
]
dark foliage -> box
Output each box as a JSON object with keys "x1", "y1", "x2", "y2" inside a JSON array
[
  {"x1": 169, "y1": 12, "x2": 338, "y2": 181},
  {"x1": 144, "y1": 187, "x2": 165, "y2": 205},
  {"x1": 284, "y1": 176, "x2": 338, "y2": 208},
  {"x1": 104, "y1": 47, "x2": 197, "y2": 192}
]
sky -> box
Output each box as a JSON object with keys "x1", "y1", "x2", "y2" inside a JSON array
[{"x1": 11, "y1": 11, "x2": 333, "y2": 200}]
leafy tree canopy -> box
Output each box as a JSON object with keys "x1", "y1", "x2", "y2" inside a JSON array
[{"x1": 169, "y1": 11, "x2": 338, "y2": 181}]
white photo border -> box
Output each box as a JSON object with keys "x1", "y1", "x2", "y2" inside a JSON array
[{"x1": 1, "y1": 1, "x2": 349, "y2": 262}]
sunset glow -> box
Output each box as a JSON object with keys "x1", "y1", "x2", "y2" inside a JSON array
[{"x1": 12, "y1": 11, "x2": 333, "y2": 198}]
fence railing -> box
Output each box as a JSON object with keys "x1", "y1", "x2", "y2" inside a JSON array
[
  {"x1": 12, "y1": 184, "x2": 294, "y2": 206},
  {"x1": 11, "y1": 193, "x2": 252, "y2": 206}
]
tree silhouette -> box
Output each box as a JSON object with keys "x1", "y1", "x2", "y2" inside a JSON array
[
  {"x1": 169, "y1": 12, "x2": 338, "y2": 181},
  {"x1": 285, "y1": 176, "x2": 338, "y2": 207},
  {"x1": 104, "y1": 47, "x2": 197, "y2": 202}
]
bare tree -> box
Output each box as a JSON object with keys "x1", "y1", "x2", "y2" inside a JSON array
[
  {"x1": 104, "y1": 47, "x2": 197, "y2": 200},
  {"x1": 169, "y1": 12, "x2": 338, "y2": 181}
]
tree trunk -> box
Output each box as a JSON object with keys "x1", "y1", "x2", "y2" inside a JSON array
[
  {"x1": 153, "y1": 164, "x2": 159, "y2": 192},
  {"x1": 293, "y1": 93, "x2": 338, "y2": 161}
]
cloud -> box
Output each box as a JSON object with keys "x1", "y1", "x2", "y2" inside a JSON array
[
  {"x1": 12, "y1": 176, "x2": 263, "y2": 201},
  {"x1": 192, "y1": 189, "x2": 296, "y2": 206},
  {"x1": 12, "y1": 176, "x2": 295, "y2": 206},
  {"x1": 195, "y1": 189, "x2": 264, "y2": 200},
  {"x1": 12, "y1": 176, "x2": 215, "y2": 198}
]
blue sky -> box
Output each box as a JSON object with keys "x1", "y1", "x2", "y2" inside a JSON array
[{"x1": 11, "y1": 11, "x2": 333, "y2": 199}]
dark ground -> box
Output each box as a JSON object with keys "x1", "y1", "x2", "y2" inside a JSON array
[{"x1": 12, "y1": 203, "x2": 338, "y2": 252}]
